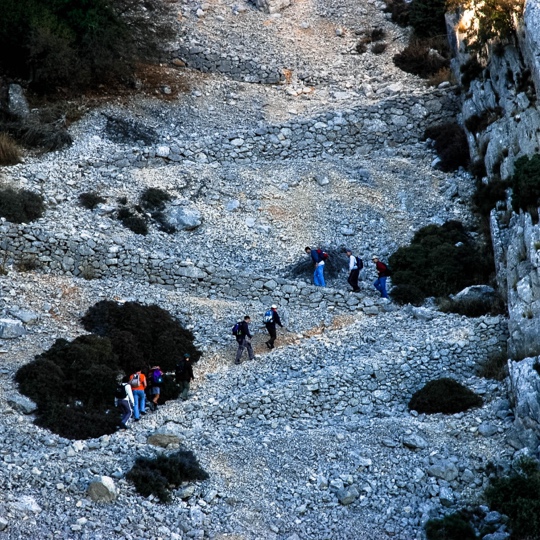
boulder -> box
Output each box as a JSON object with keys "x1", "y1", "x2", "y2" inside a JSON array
[
  {"x1": 0, "y1": 518, "x2": 7, "y2": 531},
  {"x1": 87, "y1": 476, "x2": 117, "y2": 502},
  {"x1": 7, "y1": 394, "x2": 37, "y2": 415},
  {"x1": 8, "y1": 309, "x2": 39, "y2": 324},
  {"x1": 337, "y1": 485, "x2": 359, "y2": 505},
  {"x1": 402, "y1": 433, "x2": 428, "y2": 450},
  {"x1": 427, "y1": 460, "x2": 459, "y2": 481},
  {"x1": 147, "y1": 427, "x2": 181, "y2": 447},
  {"x1": 453, "y1": 285, "x2": 496, "y2": 302},
  {"x1": 163, "y1": 202, "x2": 202, "y2": 231},
  {"x1": 0, "y1": 318, "x2": 26, "y2": 339},
  {"x1": 7, "y1": 84, "x2": 29, "y2": 118}
]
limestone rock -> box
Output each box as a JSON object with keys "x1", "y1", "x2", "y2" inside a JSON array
[
  {"x1": 7, "y1": 394, "x2": 38, "y2": 415},
  {"x1": 8, "y1": 84, "x2": 29, "y2": 118},
  {"x1": 402, "y1": 433, "x2": 428, "y2": 450},
  {"x1": 337, "y1": 485, "x2": 359, "y2": 505},
  {"x1": 0, "y1": 318, "x2": 26, "y2": 339},
  {"x1": 163, "y1": 202, "x2": 202, "y2": 231},
  {"x1": 147, "y1": 428, "x2": 182, "y2": 447},
  {"x1": 87, "y1": 476, "x2": 117, "y2": 502}
]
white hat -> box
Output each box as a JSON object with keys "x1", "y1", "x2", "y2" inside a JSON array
[{"x1": 271, "y1": 304, "x2": 277, "y2": 309}]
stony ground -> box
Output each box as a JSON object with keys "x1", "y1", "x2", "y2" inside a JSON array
[{"x1": 0, "y1": 0, "x2": 516, "y2": 539}]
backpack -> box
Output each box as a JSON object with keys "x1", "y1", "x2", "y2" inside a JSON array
[
  {"x1": 379, "y1": 262, "x2": 392, "y2": 277},
  {"x1": 356, "y1": 257, "x2": 364, "y2": 270},
  {"x1": 130, "y1": 373, "x2": 140, "y2": 388},
  {"x1": 263, "y1": 309, "x2": 274, "y2": 324},
  {"x1": 115, "y1": 383, "x2": 127, "y2": 400},
  {"x1": 151, "y1": 369, "x2": 163, "y2": 386},
  {"x1": 232, "y1": 322, "x2": 243, "y2": 337},
  {"x1": 316, "y1": 249, "x2": 329, "y2": 262}
]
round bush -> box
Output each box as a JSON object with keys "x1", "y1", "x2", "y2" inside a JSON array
[
  {"x1": 408, "y1": 378, "x2": 483, "y2": 414},
  {"x1": 0, "y1": 187, "x2": 45, "y2": 223},
  {"x1": 140, "y1": 187, "x2": 171, "y2": 211},
  {"x1": 79, "y1": 192, "x2": 105, "y2": 210},
  {"x1": 390, "y1": 284, "x2": 425, "y2": 306},
  {"x1": 425, "y1": 511, "x2": 477, "y2": 540}
]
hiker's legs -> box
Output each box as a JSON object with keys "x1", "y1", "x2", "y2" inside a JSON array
[
  {"x1": 133, "y1": 390, "x2": 145, "y2": 419},
  {"x1": 374, "y1": 277, "x2": 388, "y2": 298},
  {"x1": 179, "y1": 381, "x2": 190, "y2": 400},
  {"x1": 119, "y1": 400, "x2": 131, "y2": 426},
  {"x1": 245, "y1": 340, "x2": 255, "y2": 360},
  {"x1": 348, "y1": 268, "x2": 360, "y2": 291},
  {"x1": 235, "y1": 339, "x2": 246, "y2": 363},
  {"x1": 267, "y1": 326, "x2": 277, "y2": 348},
  {"x1": 314, "y1": 265, "x2": 325, "y2": 287}
]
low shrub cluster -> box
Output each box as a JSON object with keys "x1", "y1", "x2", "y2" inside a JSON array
[
  {"x1": 477, "y1": 350, "x2": 508, "y2": 381},
  {"x1": 394, "y1": 38, "x2": 450, "y2": 78},
  {"x1": 79, "y1": 192, "x2": 106, "y2": 210},
  {"x1": 472, "y1": 178, "x2": 507, "y2": 219},
  {"x1": 408, "y1": 378, "x2": 483, "y2": 414},
  {"x1": 0, "y1": 133, "x2": 21, "y2": 165},
  {"x1": 438, "y1": 294, "x2": 506, "y2": 318},
  {"x1": 425, "y1": 510, "x2": 477, "y2": 540},
  {"x1": 464, "y1": 108, "x2": 502, "y2": 133},
  {"x1": 286, "y1": 249, "x2": 347, "y2": 282},
  {"x1": 510, "y1": 154, "x2": 540, "y2": 215},
  {"x1": 127, "y1": 450, "x2": 209, "y2": 503},
  {"x1": 139, "y1": 187, "x2": 176, "y2": 233},
  {"x1": 16, "y1": 301, "x2": 200, "y2": 439},
  {"x1": 389, "y1": 221, "x2": 493, "y2": 303},
  {"x1": 485, "y1": 457, "x2": 540, "y2": 539},
  {"x1": 424, "y1": 123, "x2": 470, "y2": 172},
  {"x1": 117, "y1": 205, "x2": 148, "y2": 235},
  {"x1": 356, "y1": 28, "x2": 387, "y2": 55},
  {"x1": 409, "y1": 0, "x2": 447, "y2": 38},
  {"x1": 0, "y1": 186, "x2": 44, "y2": 223},
  {"x1": 383, "y1": 0, "x2": 410, "y2": 27},
  {"x1": 460, "y1": 57, "x2": 484, "y2": 90},
  {"x1": 390, "y1": 284, "x2": 425, "y2": 306}
]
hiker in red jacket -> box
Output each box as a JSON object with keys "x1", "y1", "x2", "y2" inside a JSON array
[{"x1": 372, "y1": 256, "x2": 390, "y2": 299}]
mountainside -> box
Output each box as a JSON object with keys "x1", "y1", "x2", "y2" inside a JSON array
[{"x1": 0, "y1": 0, "x2": 515, "y2": 539}]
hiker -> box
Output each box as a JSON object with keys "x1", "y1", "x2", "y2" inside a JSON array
[
  {"x1": 305, "y1": 246, "x2": 326, "y2": 287},
  {"x1": 234, "y1": 315, "x2": 255, "y2": 364},
  {"x1": 345, "y1": 248, "x2": 362, "y2": 292},
  {"x1": 175, "y1": 353, "x2": 194, "y2": 401},
  {"x1": 115, "y1": 375, "x2": 134, "y2": 430},
  {"x1": 372, "y1": 255, "x2": 390, "y2": 299},
  {"x1": 129, "y1": 368, "x2": 147, "y2": 421},
  {"x1": 148, "y1": 365, "x2": 163, "y2": 411},
  {"x1": 264, "y1": 304, "x2": 283, "y2": 350}
]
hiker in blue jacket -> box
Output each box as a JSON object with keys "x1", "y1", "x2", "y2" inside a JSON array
[
  {"x1": 264, "y1": 305, "x2": 283, "y2": 350},
  {"x1": 234, "y1": 315, "x2": 255, "y2": 364},
  {"x1": 305, "y1": 246, "x2": 326, "y2": 287}
]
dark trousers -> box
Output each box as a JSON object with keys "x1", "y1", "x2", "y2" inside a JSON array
[
  {"x1": 266, "y1": 324, "x2": 277, "y2": 348},
  {"x1": 348, "y1": 268, "x2": 360, "y2": 291},
  {"x1": 118, "y1": 399, "x2": 132, "y2": 427},
  {"x1": 235, "y1": 337, "x2": 254, "y2": 363}
]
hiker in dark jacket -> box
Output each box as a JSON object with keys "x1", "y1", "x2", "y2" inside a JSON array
[
  {"x1": 372, "y1": 255, "x2": 390, "y2": 299},
  {"x1": 264, "y1": 305, "x2": 283, "y2": 350},
  {"x1": 175, "y1": 353, "x2": 194, "y2": 401},
  {"x1": 345, "y1": 248, "x2": 362, "y2": 292},
  {"x1": 305, "y1": 247, "x2": 326, "y2": 287},
  {"x1": 235, "y1": 315, "x2": 255, "y2": 364}
]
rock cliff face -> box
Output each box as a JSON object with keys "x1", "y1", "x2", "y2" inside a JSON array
[{"x1": 455, "y1": 1, "x2": 540, "y2": 448}]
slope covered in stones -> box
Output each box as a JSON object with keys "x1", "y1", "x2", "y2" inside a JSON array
[{"x1": 0, "y1": 0, "x2": 513, "y2": 538}]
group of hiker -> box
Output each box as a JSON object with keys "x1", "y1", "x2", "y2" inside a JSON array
[
  {"x1": 114, "y1": 353, "x2": 194, "y2": 430},
  {"x1": 306, "y1": 246, "x2": 390, "y2": 298}
]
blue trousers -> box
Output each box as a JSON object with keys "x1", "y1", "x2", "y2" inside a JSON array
[
  {"x1": 133, "y1": 389, "x2": 146, "y2": 419},
  {"x1": 314, "y1": 265, "x2": 326, "y2": 287},
  {"x1": 374, "y1": 276, "x2": 388, "y2": 298}
]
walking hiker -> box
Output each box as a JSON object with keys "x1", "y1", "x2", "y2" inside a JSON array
[
  {"x1": 115, "y1": 375, "x2": 134, "y2": 430},
  {"x1": 175, "y1": 353, "x2": 194, "y2": 401},
  {"x1": 233, "y1": 315, "x2": 255, "y2": 364},
  {"x1": 148, "y1": 365, "x2": 163, "y2": 411},
  {"x1": 345, "y1": 248, "x2": 362, "y2": 292},
  {"x1": 129, "y1": 369, "x2": 147, "y2": 421},
  {"x1": 264, "y1": 304, "x2": 283, "y2": 350},
  {"x1": 305, "y1": 246, "x2": 327, "y2": 287},
  {"x1": 372, "y1": 255, "x2": 390, "y2": 299}
]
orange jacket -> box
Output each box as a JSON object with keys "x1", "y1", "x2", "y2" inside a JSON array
[{"x1": 129, "y1": 372, "x2": 147, "y2": 391}]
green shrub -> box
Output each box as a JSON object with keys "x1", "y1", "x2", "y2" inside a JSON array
[
  {"x1": 473, "y1": 178, "x2": 508, "y2": 219},
  {"x1": 286, "y1": 249, "x2": 347, "y2": 281},
  {"x1": 371, "y1": 42, "x2": 388, "y2": 55},
  {"x1": 470, "y1": 159, "x2": 487, "y2": 181},
  {"x1": 389, "y1": 221, "x2": 493, "y2": 302},
  {"x1": 477, "y1": 350, "x2": 508, "y2": 381},
  {"x1": 79, "y1": 192, "x2": 106, "y2": 210},
  {"x1": 460, "y1": 57, "x2": 484, "y2": 90},
  {"x1": 384, "y1": 0, "x2": 410, "y2": 27},
  {"x1": 140, "y1": 187, "x2": 171, "y2": 211},
  {"x1": 510, "y1": 154, "x2": 540, "y2": 214},
  {"x1": 127, "y1": 450, "x2": 209, "y2": 503},
  {"x1": 485, "y1": 457, "x2": 540, "y2": 540},
  {"x1": 1, "y1": 120, "x2": 73, "y2": 151},
  {"x1": 424, "y1": 123, "x2": 470, "y2": 172},
  {"x1": 0, "y1": 187, "x2": 44, "y2": 223},
  {"x1": 122, "y1": 215, "x2": 148, "y2": 235},
  {"x1": 409, "y1": 0, "x2": 447, "y2": 37},
  {"x1": 425, "y1": 511, "x2": 478, "y2": 540},
  {"x1": 390, "y1": 284, "x2": 425, "y2": 306},
  {"x1": 438, "y1": 294, "x2": 506, "y2": 318},
  {"x1": 409, "y1": 378, "x2": 483, "y2": 414},
  {"x1": 81, "y1": 300, "x2": 201, "y2": 374},
  {"x1": 159, "y1": 374, "x2": 181, "y2": 404},
  {"x1": 393, "y1": 37, "x2": 450, "y2": 78},
  {"x1": 356, "y1": 42, "x2": 368, "y2": 54},
  {"x1": 464, "y1": 108, "x2": 503, "y2": 133},
  {"x1": 0, "y1": 132, "x2": 21, "y2": 165}
]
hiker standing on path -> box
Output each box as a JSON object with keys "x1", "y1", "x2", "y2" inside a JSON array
[
  {"x1": 129, "y1": 369, "x2": 147, "y2": 421},
  {"x1": 175, "y1": 353, "x2": 194, "y2": 401},
  {"x1": 305, "y1": 246, "x2": 326, "y2": 287},
  {"x1": 345, "y1": 248, "x2": 362, "y2": 292},
  {"x1": 264, "y1": 304, "x2": 283, "y2": 350},
  {"x1": 148, "y1": 365, "x2": 163, "y2": 411},
  {"x1": 372, "y1": 255, "x2": 390, "y2": 299},
  {"x1": 234, "y1": 315, "x2": 255, "y2": 364},
  {"x1": 115, "y1": 375, "x2": 134, "y2": 430}
]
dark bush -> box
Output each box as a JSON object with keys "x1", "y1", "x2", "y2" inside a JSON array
[
  {"x1": 371, "y1": 42, "x2": 388, "y2": 55},
  {"x1": 158, "y1": 374, "x2": 181, "y2": 404},
  {"x1": 425, "y1": 510, "x2": 477, "y2": 540},
  {"x1": 477, "y1": 350, "x2": 508, "y2": 381},
  {"x1": 0, "y1": 187, "x2": 44, "y2": 223},
  {"x1": 356, "y1": 42, "x2": 368, "y2": 54},
  {"x1": 394, "y1": 38, "x2": 450, "y2": 78},
  {"x1": 81, "y1": 300, "x2": 201, "y2": 374},
  {"x1": 122, "y1": 215, "x2": 148, "y2": 235},
  {"x1": 460, "y1": 57, "x2": 484, "y2": 90},
  {"x1": 127, "y1": 449, "x2": 209, "y2": 503},
  {"x1": 409, "y1": 378, "x2": 483, "y2": 414},
  {"x1": 510, "y1": 154, "x2": 540, "y2": 214},
  {"x1": 438, "y1": 294, "x2": 506, "y2": 318},
  {"x1": 371, "y1": 28, "x2": 386, "y2": 42},
  {"x1": 470, "y1": 159, "x2": 487, "y2": 181},
  {"x1": 409, "y1": 0, "x2": 447, "y2": 37},
  {"x1": 464, "y1": 108, "x2": 502, "y2": 133},
  {"x1": 14, "y1": 255, "x2": 40, "y2": 272},
  {"x1": 424, "y1": 122, "x2": 470, "y2": 172},
  {"x1": 485, "y1": 457, "x2": 540, "y2": 540},
  {"x1": 79, "y1": 192, "x2": 106, "y2": 210},
  {"x1": 384, "y1": 0, "x2": 410, "y2": 27},
  {"x1": 390, "y1": 284, "x2": 425, "y2": 306},
  {"x1": 389, "y1": 221, "x2": 493, "y2": 302},
  {"x1": 285, "y1": 249, "x2": 346, "y2": 282},
  {"x1": 140, "y1": 187, "x2": 171, "y2": 211},
  {"x1": 0, "y1": 132, "x2": 21, "y2": 165},
  {"x1": 105, "y1": 116, "x2": 158, "y2": 145}
]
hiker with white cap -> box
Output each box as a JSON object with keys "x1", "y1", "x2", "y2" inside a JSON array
[
  {"x1": 263, "y1": 305, "x2": 283, "y2": 350},
  {"x1": 345, "y1": 248, "x2": 363, "y2": 292},
  {"x1": 372, "y1": 255, "x2": 390, "y2": 299}
]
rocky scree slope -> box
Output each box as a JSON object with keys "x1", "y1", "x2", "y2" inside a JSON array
[{"x1": 0, "y1": 0, "x2": 512, "y2": 539}]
